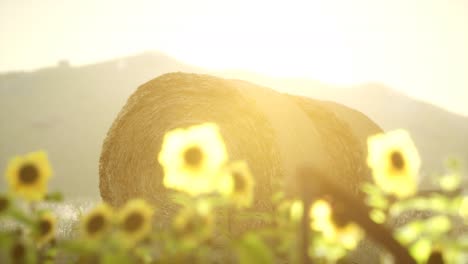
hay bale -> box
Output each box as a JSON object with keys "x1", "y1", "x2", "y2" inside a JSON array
[
  {"x1": 99, "y1": 72, "x2": 384, "y2": 262},
  {"x1": 288, "y1": 96, "x2": 383, "y2": 195},
  {"x1": 99, "y1": 72, "x2": 382, "y2": 209}
]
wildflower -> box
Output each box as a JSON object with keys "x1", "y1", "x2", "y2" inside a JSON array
[
  {"x1": 5, "y1": 151, "x2": 52, "y2": 201},
  {"x1": 81, "y1": 203, "x2": 113, "y2": 240},
  {"x1": 367, "y1": 130, "x2": 421, "y2": 198},
  {"x1": 158, "y1": 123, "x2": 228, "y2": 196},
  {"x1": 310, "y1": 199, "x2": 363, "y2": 250},
  {"x1": 173, "y1": 203, "x2": 214, "y2": 247},
  {"x1": 36, "y1": 212, "x2": 57, "y2": 247},
  {"x1": 218, "y1": 161, "x2": 255, "y2": 208},
  {"x1": 118, "y1": 199, "x2": 154, "y2": 246}
]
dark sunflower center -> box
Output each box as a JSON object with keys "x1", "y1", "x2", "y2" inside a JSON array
[
  {"x1": 184, "y1": 146, "x2": 203, "y2": 167},
  {"x1": 182, "y1": 215, "x2": 205, "y2": 234},
  {"x1": 0, "y1": 197, "x2": 9, "y2": 212},
  {"x1": 124, "y1": 212, "x2": 144, "y2": 232},
  {"x1": 87, "y1": 214, "x2": 105, "y2": 234},
  {"x1": 19, "y1": 164, "x2": 39, "y2": 184},
  {"x1": 39, "y1": 220, "x2": 52, "y2": 236},
  {"x1": 390, "y1": 151, "x2": 405, "y2": 170},
  {"x1": 331, "y1": 210, "x2": 349, "y2": 228},
  {"x1": 11, "y1": 242, "x2": 25, "y2": 260},
  {"x1": 427, "y1": 250, "x2": 444, "y2": 264},
  {"x1": 184, "y1": 218, "x2": 197, "y2": 234},
  {"x1": 232, "y1": 172, "x2": 246, "y2": 192},
  {"x1": 329, "y1": 201, "x2": 349, "y2": 228}
]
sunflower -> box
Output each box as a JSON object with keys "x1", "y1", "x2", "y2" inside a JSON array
[
  {"x1": 36, "y1": 211, "x2": 57, "y2": 247},
  {"x1": 173, "y1": 203, "x2": 214, "y2": 247},
  {"x1": 309, "y1": 199, "x2": 363, "y2": 250},
  {"x1": 5, "y1": 151, "x2": 53, "y2": 201},
  {"x1": 218, "y1": 161, "x2": 255, "y2": 208},
  {"x1": 81, "y1": 203, "x2": 114, "y2": 240},
  {"x1": 367, "y1": 130, "x2": 421, "y2": 198},
  {"x1": 117, "y1": 199, "x2": 154, "y2": 246},
  {"x1": 158, "y1": 123, "x2": 228, "y2": 196}
]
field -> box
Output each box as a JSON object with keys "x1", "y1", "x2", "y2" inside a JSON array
[{"x1": 1, "y1": 125, "x2": 468, "y2": 264}]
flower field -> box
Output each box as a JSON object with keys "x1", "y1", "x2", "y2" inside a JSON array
[{"x1": 1, "y1": 123, "x2": 467, "y2": 263}]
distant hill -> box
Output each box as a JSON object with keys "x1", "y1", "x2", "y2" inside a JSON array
[
  {"x1": 1, "y1": 52, "x2": 466, "y2": 197},
  {"x1": 0, "y1": 52, "x2": 201, "y2": 197}
]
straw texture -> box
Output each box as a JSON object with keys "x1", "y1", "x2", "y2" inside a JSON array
[{"x1": 100, "y1": 73, "x2": 382, "y2": 211}]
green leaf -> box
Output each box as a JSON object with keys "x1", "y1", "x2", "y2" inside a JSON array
[
  {"x1": 409, "y1": 238, "x2": 431, "y2": 263},
  {"x1": 58, "y1": 239, "x2": 96, "y2": 253},
  {"x1": 361, "y1": 183, "x2": 385, "y2": 197},
  {"x1": 458, "y1": 196, "x2": 468, "y2": 219},
  {"x1": 395, "y1": 220, "x2": 424, "y2": 245},
  {"x1": 390, "y1": 197, "x2": 432, "y2": 216},
  {"x1": 439, "y1": 173, "x2": 461, "y2": 192},
  {"x1": 236, "y1": 233, "x2": 273, "y2": 264},
  {"x1": 366, "y1": 193, "x2": 389, "y2": 210},
  {"x1": 9, "y1": 208, "x2": 34, "y2": 226},
  {"x1": 45, "y1": 192, "x2": 64, "y2": 202},
  {"x1": 289, "y1": 200, "x2": 303, "y2": 222},
  {"x1": 423, "y1": 215, "x2": 451, "y2": 236},
  {"x1": 169, "y1": 192, "x2": 193, "y2": 207},
  {"x1": 410, "y1": 198, "x2": 431, "y2": 211},
  {"x1": 369, "y1": 209, "x2": 386, "y2": 224},
  {"x1": 362, "y1": 182, "x2": 389, "y2": 210},
  {"x1": 102, "y1": 251, "x2": 132, "y2": 264},
  {"x1": 271, "y1": 191, "x2": 285, "y2": 204},
  {"x1": 427, "y1": 194, "x2": 450, "y2": 212},
  {"x1": 310, "y1": 236, "x2": 346, "y2": 262},
  {"x1": 445, "y1": 157, "x2": 461, "y2": 171},
  {"x1": 133, "y1": 247, "x2": 153, "y2": 263}
]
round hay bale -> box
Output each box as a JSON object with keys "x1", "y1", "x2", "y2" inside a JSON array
[
  {"x1": 99, "y1": 72, "x2": 382, "y2": 209},
  {"x1": 288, "y1": 95, "x2": 383, "y2": 196}
]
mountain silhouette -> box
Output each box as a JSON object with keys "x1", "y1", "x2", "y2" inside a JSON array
[{"x1": 0, "y1": 52, "x2": 466, "y2": 197}]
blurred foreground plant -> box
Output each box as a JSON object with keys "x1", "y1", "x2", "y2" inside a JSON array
[{"x1": 1, "y1": 126, "x2": 467, "y2": 263}]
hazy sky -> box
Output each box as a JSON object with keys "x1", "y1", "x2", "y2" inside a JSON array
[{"x1": 1, "y1": 0, "x2": 467, "y2": 116}]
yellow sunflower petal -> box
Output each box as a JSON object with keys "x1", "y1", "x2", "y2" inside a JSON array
[
  {"x1": 5, "y1": 151, "x2": 53, "y2": 201},
  {"x1": 367, "y1": 130, "x2": 420, "y2": 198},
  {"x1": 158, "y1": 123, "x2": 228, "y2": 196}
]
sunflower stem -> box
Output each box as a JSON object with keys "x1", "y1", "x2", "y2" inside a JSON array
[
  {"x1": 227, "y1": 205, "x2": 234, "y2": 237},
  {"x1": 29, "y1": 201, "x2": 37, "y2": 215},
  {"x1": 297, "y1": 168, "x2": 313, "y2": 264}
]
